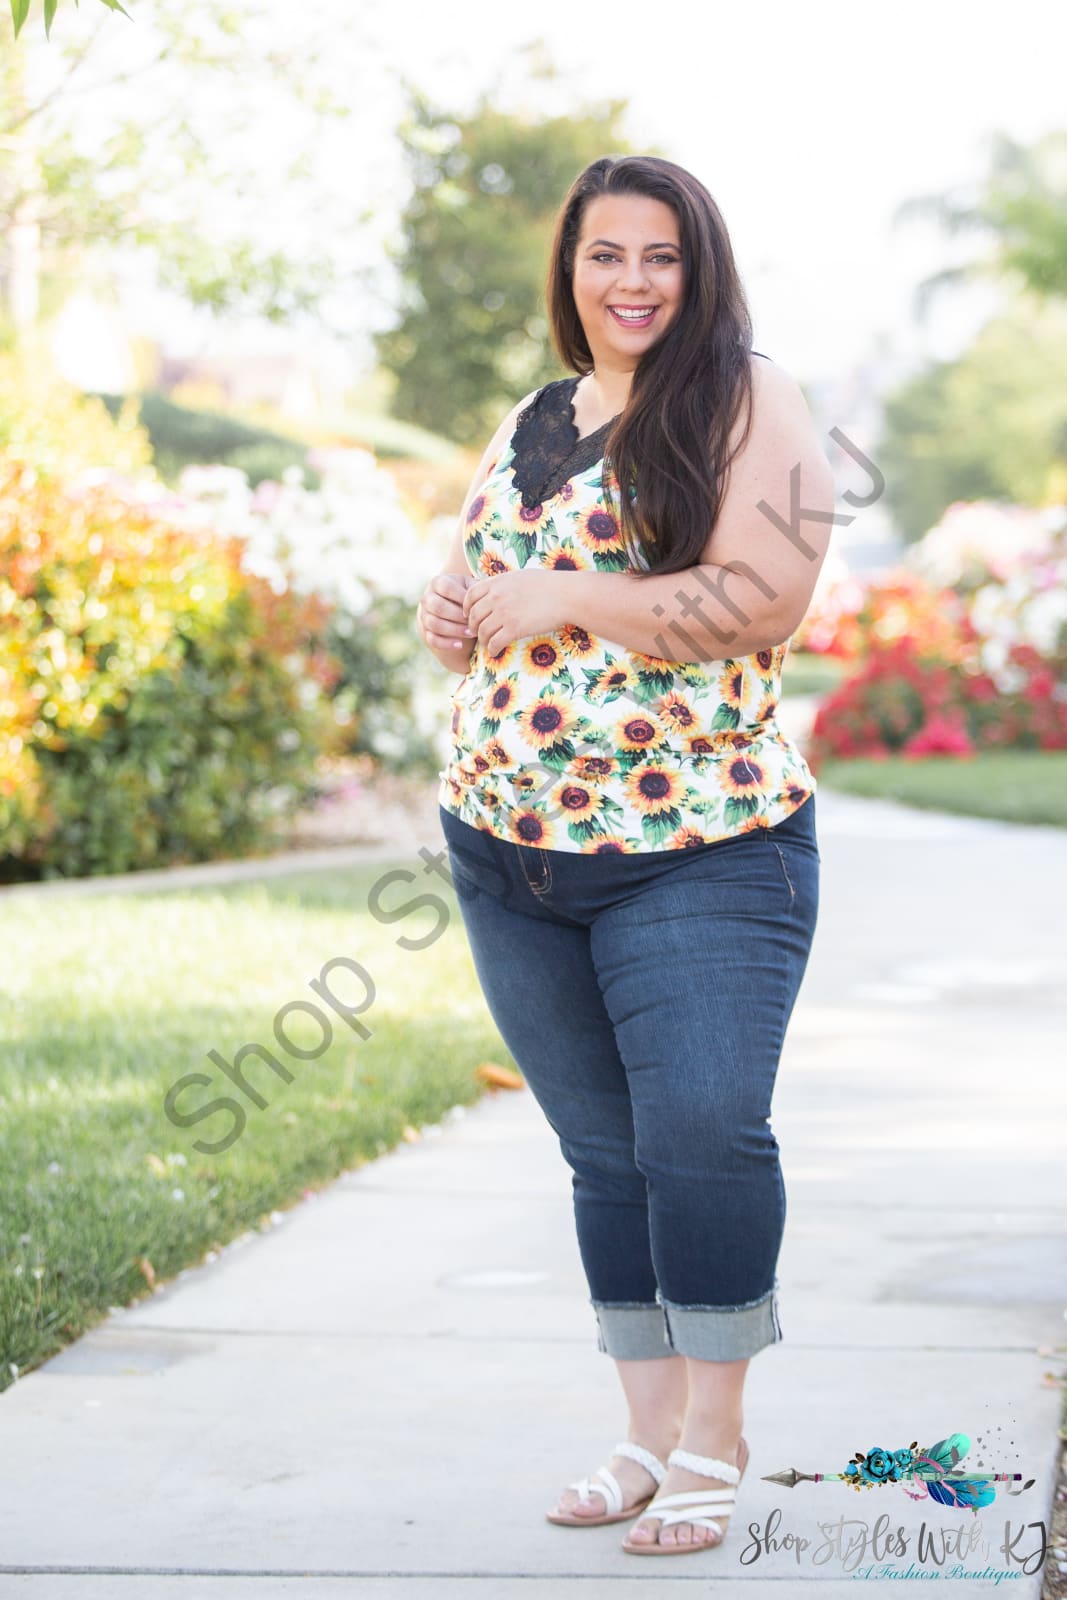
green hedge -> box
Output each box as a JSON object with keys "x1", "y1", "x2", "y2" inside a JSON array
[{"x1": 90, "y1": 391, "x2": 320, "y2": 488}]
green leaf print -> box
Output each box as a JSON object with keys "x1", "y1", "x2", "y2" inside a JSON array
[
  {"x1": 633, "y1": 666, "x2": 677, "y2": 698},
  {"x1": 592, "y1": 548, "x2": 632, "y2": 573},
  {"x1": 506, "y1": 529, "x2": 539, "y2": 564},
  {"x1": 641, "y1": 807, "x2": 683, "y2": 845},
  {"x1": 711, "y1": 703, "x2": 743, "y2": 731},
  {"x1": 723, "y1": 793, "x2": 761, "y2": 827},
  {"x1": 566, "y1": 815, "x2": 606, "y2": 845}
]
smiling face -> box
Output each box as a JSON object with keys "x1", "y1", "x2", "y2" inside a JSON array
[{"x1": 571, "y1": 192, "x2": 684, "y2": 370}]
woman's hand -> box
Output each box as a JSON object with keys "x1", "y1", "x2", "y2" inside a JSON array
[
  {"x1": 463, "y1": 569, "x2": 574, "y2": 655},
  {"x1": 417, "y1": 572, "x2": 477, "y2": 668}
]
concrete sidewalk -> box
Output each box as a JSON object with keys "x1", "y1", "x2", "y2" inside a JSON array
[{"x1": 1, "y1": 790, "x2": 1064, "y2": 1596}]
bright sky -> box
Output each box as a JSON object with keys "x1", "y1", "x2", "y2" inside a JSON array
[
  {"x1": 39, "y1": 0, "x2": 1067, "y2": 399},
  {"x1": 351, "y1": 0, "x2": 1065, "y2": 385}
]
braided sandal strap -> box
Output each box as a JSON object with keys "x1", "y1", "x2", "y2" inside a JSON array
[
  {"x1": 668, "y1": 1446, "x2": 741, "y2": 1483},
  {"x1": 613, "y1": 1441, "x2": 667, "y2": 1485}
]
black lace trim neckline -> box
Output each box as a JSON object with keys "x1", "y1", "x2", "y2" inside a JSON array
[
  {"x1": 508, "y1": 377, "x2": 620, "y2": 509},
  {"x1": 506, "y1": 353, "x2": 771, "y2": 510}
]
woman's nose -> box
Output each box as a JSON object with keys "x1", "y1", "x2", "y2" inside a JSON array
[{"x1": 614, "y1": 257, "x2": 652, "y2": 291}]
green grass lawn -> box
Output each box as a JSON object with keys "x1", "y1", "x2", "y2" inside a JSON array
[
  {"x1": 782, "y1": 652, "x2": 847, "y2": 697},
  {"x1": 817, "y1": 751, "x2": 1067, "y2": 828},
  {"x1": 0, "y1": 858, "x2": 509, "y2": 1389}
]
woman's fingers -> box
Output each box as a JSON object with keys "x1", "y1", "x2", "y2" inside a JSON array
[{"x1": 418, "y1": 580, "x2": 477, "y2": 649}]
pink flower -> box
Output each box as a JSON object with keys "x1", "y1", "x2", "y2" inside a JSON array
[{"x1": 901, "y1": 715, "x2": 975, "y2": 758}]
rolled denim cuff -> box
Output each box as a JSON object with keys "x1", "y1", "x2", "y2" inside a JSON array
[
  {"x1": 590, "y1": 1300, "x2": 674, "y2": 1359},
  {"x1": 658, "y1": 1280, "x2": 783, "y2": 1361}
]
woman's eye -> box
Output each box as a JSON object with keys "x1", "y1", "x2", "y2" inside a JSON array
[{"x1": 592, "y1": 253, "x2": 679, "y2": 265}]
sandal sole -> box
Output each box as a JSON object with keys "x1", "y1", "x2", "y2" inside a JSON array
[{"x1": 546, "y1": 1490, "x2": 657, "y2": 1527}]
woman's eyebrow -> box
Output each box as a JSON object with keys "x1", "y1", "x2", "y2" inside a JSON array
[{"x1": 586, "y1": 238, "x2": 680, "y2": 250}]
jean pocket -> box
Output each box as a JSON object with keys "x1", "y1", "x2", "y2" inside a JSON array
[{"x1": 770, "y1": 840, "x2": 797, "y2": 903}]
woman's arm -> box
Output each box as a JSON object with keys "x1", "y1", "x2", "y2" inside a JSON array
[
  {"x1": 417, "y1": 388, "x2": 540, "y2": 673},
  {"x1": 555, "y1": 357, "x2": 837, "y2": 661}
]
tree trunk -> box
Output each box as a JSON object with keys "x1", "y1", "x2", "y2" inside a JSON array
[{"x1": 1, "y1": 36, "x2": 42, "y2": 339}]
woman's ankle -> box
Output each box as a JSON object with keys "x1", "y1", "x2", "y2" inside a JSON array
[
  {"x1": 628, "y1": 1416, "x2": 686, "y2": 1458},
  {"x1": 676, "y1": 1413, "x2": 745, "y2": 1457}
]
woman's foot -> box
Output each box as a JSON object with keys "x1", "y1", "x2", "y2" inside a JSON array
[
  {"x1": 551, "y1": 1433, "x2": 680, "y2": 1521},
  {"x1": 626, "y1": 1425, "x2": 743, "y2": 1549}
]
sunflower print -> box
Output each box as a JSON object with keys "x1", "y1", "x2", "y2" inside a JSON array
[{"x1": 439, "y1": 379, "x2": 816, "y2": 852}]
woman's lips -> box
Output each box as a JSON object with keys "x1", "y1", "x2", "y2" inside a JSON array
[{"x1": 608, "y1": 305, "x2": 659, "y2": 328}]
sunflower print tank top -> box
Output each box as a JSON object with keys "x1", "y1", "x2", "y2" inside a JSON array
[{"x1": 436, "y1": 371, "x2": 817, "y2": 854}]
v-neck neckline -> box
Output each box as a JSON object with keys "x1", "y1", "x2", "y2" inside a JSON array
[{"x1": 565, "y1": 375, "x2": 622, "y2": 448}]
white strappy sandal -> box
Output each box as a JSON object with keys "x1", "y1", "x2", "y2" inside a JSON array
[
  {"x1": 621, "y1": 1437, "x2": 749, "y2": 1555},
  {"x1": 545, "y1": 1440, "x2": 668, "y2": 1527}
]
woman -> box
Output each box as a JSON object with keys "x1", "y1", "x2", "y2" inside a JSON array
[{"x1": 416, "y1": 154, "x2": 834, "y2": 1557}]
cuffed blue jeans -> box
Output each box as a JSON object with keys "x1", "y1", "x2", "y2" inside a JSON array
[{"x1": 437, "y1": 792, "x2": 820, "y2": 1362}]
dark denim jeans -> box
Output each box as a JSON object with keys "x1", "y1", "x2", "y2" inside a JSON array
[{"x1": 437, "y1": 792, "x2": 820, "y2": 1362}]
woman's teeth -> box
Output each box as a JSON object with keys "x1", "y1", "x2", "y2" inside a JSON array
[{"x1": 609, "y1": 306, "x2": 657, "y2": 325}]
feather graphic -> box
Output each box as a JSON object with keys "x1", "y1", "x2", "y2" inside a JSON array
[{"x1": 921, "y1": 1433, "x2": 996, "y2": 1510}]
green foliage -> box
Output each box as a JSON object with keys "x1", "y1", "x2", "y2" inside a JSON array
[
  {"x1": 2, "y1": 3, "x2": 355, "y2": 333},
  {"x1": 896, "y1": 130, "x2": 1067, "y2": 313},
  {"x1": 878, "y1": 300, "x2": 1067, "y2": 540},
  {"x1": 9, "y1": 0, "x2": 129, "y2": 39},
  {"x1": 326, "y1": 595, "x2": 441, "y2": 778},
  {"x1": 376, "y1": 83, "x2": 645, "y2": 447},
  {"x1": 0, "y1": 458, "x2": 334, "y2": 880},
  {"x1": 92, "y1": 390, "x2": 318, "y2": 488}
]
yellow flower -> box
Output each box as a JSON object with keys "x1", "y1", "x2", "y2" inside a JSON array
[
  {"x1": 543, "y1": 543, "x2": 593, "y2": 572},
  {"x1": 582, "y1": 834, "x2": 637, "y2": 854},
  {"x1": 571, "y1": 754, "x2": 616, "y2": 785},
  {"x1": 623, "y1": 762, "x2": 686, "y2": 816},
  {"x1": 465, "y1": 486, "x2": 496, "y2": 537},
  {"x1": 557, "y1": 623, "x2": 599, "y2": 661},
  {"x1": 482, "y1": 678, "x2": 518, "y2": 722},
  {"x1": 477, "y1": 551, "x2": 514, "y2": 578},
  {"x1": 615, "y1": 710, "x2": 668, "y2": 753},
  {"x1": 589, "y1": 660, "x2": 638, "y2": 698},
  {"x1": 670, "y1": 824, "x2": 713, "y2": 848},
  {"x1": 715, "y1": 753, "x2": 767, "y2": 796},
  {"x1": 656, "y1": 690, "x2": 699, "y2": 736},
  {"x1": 513, "y1": 501, "x2": 554, "y2": 537},
  {"x1": 548, "y1": 781, "x2": 606, "y2": 825},
  {"x1": 716, "y1": 662, "x2": 746, "y2": 707},
  {"x1": 516, "y1": 691, "x2": 579, "y2": 751},
  {"x1": 522, "y1": 637, "x2": 566, "y2": 678},
  {"x1": 508, "y1": 807, "x2": 558, "y2": 848},
  {"x1": 574, "y1": 504, "x2": 623, "y2": 554}
]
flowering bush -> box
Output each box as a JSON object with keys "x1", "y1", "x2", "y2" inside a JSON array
[
  {"x1": 0, "y1": 351, "x2": 154, "y2": 485},
  {"x1": 171, "y1": 452, "x2": 451, "y2": 774},
  {"x1": 904, "y1": 500, "x2": 1064, "y2": 593},
  {"x1": 793, "y1": 567, "x2": 971, "y2": 665},
  {"x1": 808, "y1": 633, "x2": 1067, "y2": 763},
  {"x1": 804, "y1": 503, "x2": 1067, "y2": 763},
  {"x1": 0, "y1": 458, "x2": 335, "y2": 880}
]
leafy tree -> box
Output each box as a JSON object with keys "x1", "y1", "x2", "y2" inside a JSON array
[
  {"x1": 895, "y1": 129, "x2": 1067, "y2": 315},
  {"x1": 1, "y1": 3, "x2": 359, "y2": 338},
  {"x1": 879, "y1": 298, "x2": 1067, "y2": 541},
  {"x1": 376, "y1": 77, "x2": 648, "y2": 447}
]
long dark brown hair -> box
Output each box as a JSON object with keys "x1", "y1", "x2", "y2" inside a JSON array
[{"x1": 545, "y1": 155, "x2": 757, "y2": 575}]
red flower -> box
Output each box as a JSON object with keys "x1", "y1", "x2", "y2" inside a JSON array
[{"x1": 901, "y1": 715, "x2": 975, "y2": 758}]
